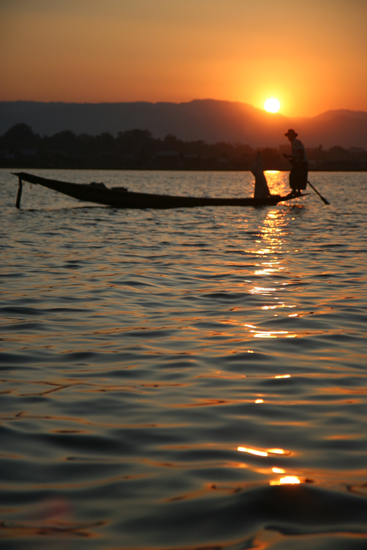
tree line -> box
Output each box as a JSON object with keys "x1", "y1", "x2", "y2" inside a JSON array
[{"x1": 1, "y1": 123, "x2": 366, "y2": 171}]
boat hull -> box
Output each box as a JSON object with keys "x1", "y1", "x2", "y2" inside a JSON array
[{"x1": 13, "y1": 172, "x2": 304, "y2": 209}]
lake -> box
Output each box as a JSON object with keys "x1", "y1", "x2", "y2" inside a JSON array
[{"x1": 1, "y1": 168, "x2": 367, "y2": 549}]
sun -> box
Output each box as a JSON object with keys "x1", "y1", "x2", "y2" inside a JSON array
[{"x1": 264, "y1": 98, "x2": 280, "y2": 113}]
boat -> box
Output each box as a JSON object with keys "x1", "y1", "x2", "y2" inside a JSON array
[{"x1": 13, "y1": 171, "x2": 306, "y2": 210}]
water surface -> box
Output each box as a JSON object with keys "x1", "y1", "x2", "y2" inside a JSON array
[{"x1": 1, "y1": 169, "x2": 367, "y2": 549}]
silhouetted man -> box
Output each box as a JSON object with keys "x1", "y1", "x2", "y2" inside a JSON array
[{"x1": 283, "y1": 129, "x2": 308, "y2": 194}]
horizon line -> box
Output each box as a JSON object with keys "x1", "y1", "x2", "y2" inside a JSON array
[{"x1": 1, "y1": 98, "x2": 366, "y2": 119}]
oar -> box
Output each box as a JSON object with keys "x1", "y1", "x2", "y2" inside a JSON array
[{"x1": 307, "y1": 181, "x2": 330, "y2": 205}]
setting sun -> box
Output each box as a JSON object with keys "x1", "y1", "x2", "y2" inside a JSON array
[{"x1": 264, "y1": 98, "x2": 280, "y2": 113}]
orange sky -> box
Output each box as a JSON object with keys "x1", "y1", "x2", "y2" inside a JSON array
[{"x1": 1, "y1": 0, "x2": 366, "y2": 117}]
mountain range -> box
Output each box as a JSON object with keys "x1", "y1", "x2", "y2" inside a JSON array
[{"x1": 1, "y1": 99, "x2": 366, "y2": 149}]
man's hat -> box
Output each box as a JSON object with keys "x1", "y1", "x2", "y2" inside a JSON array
[{"x1": 285, "y1": 129, "x2": 298, "y2": 138}]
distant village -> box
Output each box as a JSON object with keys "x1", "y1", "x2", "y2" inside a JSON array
[{"x1": 1, "y1": 123, "x2": 367, "y2": 171}]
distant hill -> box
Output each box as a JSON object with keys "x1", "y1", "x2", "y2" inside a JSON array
[{"x1": 0, "y1": 99, "x2": 366, "y2": 149}]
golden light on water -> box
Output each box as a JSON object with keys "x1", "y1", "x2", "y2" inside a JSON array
[
  {"x1": 254, "y1": 330, "x2": 290, "y2": 339},
  {"x1": 270, "y1": 476, "x2": 301, "y2": 485},
  {"x1": 249, "y1": 286, "x2": 276, "y2": 295},
  {"x1": 220, "y1": 205, "x2": 304, "y2": 348},
  {"x1": 237, "y1": 447, "x2": 268, "y2": 457},
  {"x1": 237, "y1": 446, "x2": 301, "y2": 485},
  {"x1": 244, "y1": 323, "x2": 297, "y2": 339},
  {"x1": 268, "y1": 449, "x2": 287, "y2": 455},
  {"x1": 262, "y1": 303, "x2": 296, "y2": 311},
  {"x1": 237, "y1": 446, "x2": 289, "y2": 457},
  {"x1": 232, "y1": 193, "x2": 308, "y2": 489}
]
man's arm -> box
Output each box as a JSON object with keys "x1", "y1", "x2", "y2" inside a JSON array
[{"x1": 283, "y1": 153, "x2": 295, "y2": 164}]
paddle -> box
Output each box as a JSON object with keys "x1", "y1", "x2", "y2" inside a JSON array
[{"x1": 307, "y1": 180, "x2": 330, "y2": 205}]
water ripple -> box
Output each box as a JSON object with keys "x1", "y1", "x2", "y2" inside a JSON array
[{"x1": 1, "y1": 169, "x2": 367, "y2": 549}]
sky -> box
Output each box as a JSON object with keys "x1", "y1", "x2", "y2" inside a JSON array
[{"x1": 1, "y1": 0, "x2": 366, "y2": 117}]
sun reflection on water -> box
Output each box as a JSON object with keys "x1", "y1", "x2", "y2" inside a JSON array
[
  {"x1": 237, "y1": 446, "x2": 289, "y2": 457},
  {"x1": 222, "y1": 207, "x2": 305, "y2": 340},
  {"x1": 249, "y1": 286, "x2": 277, "y2": 295},
  {"x1": 270, "y1": 476, "x2": 301, "y2": 485},
  {"x1": 244, "y1": 323, "x2": 297, "y2": 339},
  {"x1": 233, "y1": 196, "x2": 308, "y2": 488},
  {"x1": 237, "y1": 446, "x2": 301, "y2": 485},
  {"x1": 272, "y1": 467, "x2": 285, "y2": 474},
  {"x1": 264, "y1": 171, "x2": 288, "y2": 196},
  {"x1": 262, "y1": 303, "x2": 296, "y2": 311},
  {"x1": 237, "y1": 447, "x2": 268, "y2": 457}
]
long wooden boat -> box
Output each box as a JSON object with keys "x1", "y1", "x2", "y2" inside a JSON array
[{"x1": 13, "y1": 172, "x2": 305, "y2": 209}]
